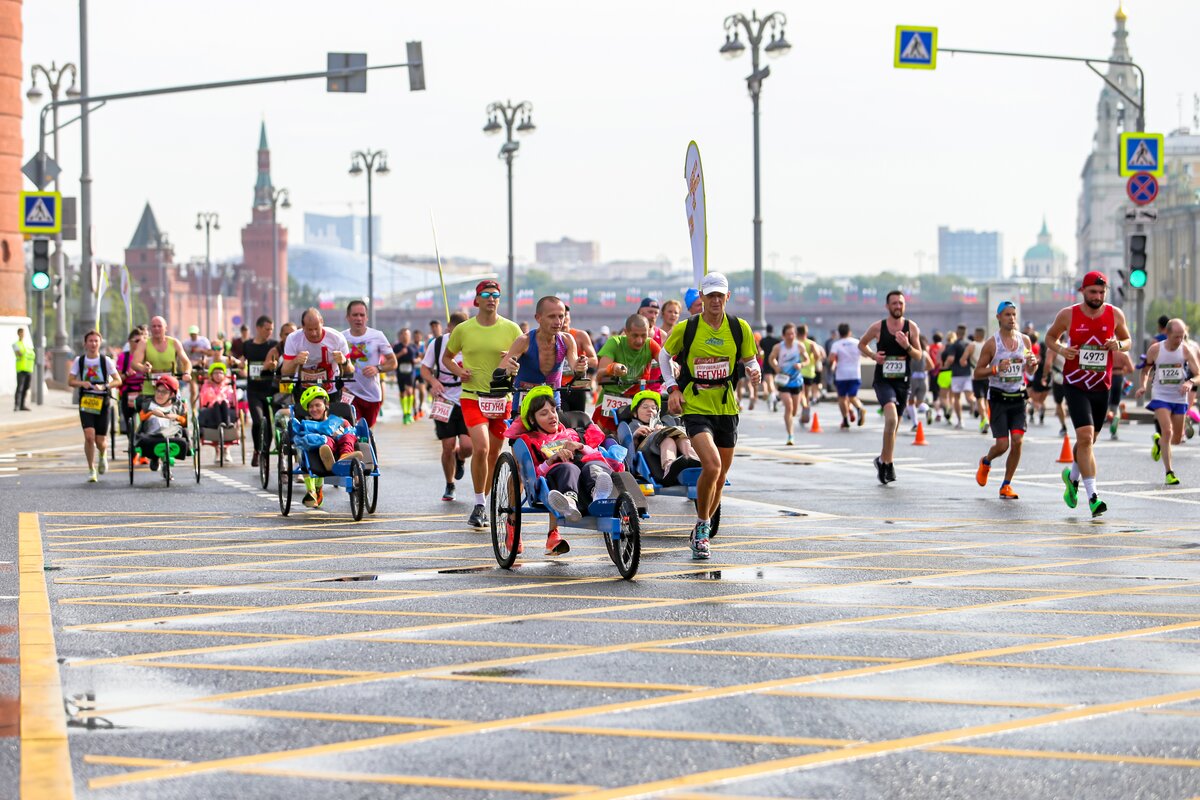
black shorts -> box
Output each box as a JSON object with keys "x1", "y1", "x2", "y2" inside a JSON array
[
  {"x1": 874, "y1": 379, "x2": 909, "y2": 409},
  {"x1": 79, "y1": 398, "x2": 111, "y2": 435},
  {"x1": 683, "y1": 414, "x2": 739, "y2": 449},
  {"x1": 1051, "y1": 382, "x2": 1065, "y2": 404},
  {"x1": 806, "y1": 374, "x2": 820, "y2": 387},
  {"x1": 988, "y1": 389, "x2": 1027, "y2": 438},
  {"x1": 1063, "y1": 384, "x2": 1109, "y2": 431},
  {"x1": 1028, "y1": 375, "x2": 1050, "y2": 394},
  {"x1": 780, "y1": 386, "x2": 802, "y2": 396},
  {"x1": 434, "y1": 403, "x2": 469, "y2": 440},
  {"x1": 972, "y1": 378, "x2": 989, "y2": 398},
  {"x1": 395, "y1": 370, "x2": 415, "y2": 389}
]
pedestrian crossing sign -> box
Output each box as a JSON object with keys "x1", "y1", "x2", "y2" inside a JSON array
[
  {"x1": 19, "y1": 190, "x2": 61, "y2": 235},
  {"x1": 1119, "y1": 132, "x2": 1164, "y2": 177},
  {"x1": 894, "y1": 26, "x2": 937, "y2": 70}
]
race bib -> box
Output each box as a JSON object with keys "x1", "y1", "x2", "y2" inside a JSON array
[
  {"x1": 431, "y1": 400, "x2": 453, "y2": 422},
  {"x1": 248, "y1": 363, "x2": 264, "y2": 379},
  {"x1": 477, "y1": 395, "x2": 508, "y2": 419},
  {"x1": 79, "y1": 393, "x2": 104, "y2": 414},
  {"x1": 601, "y1": 394, "x2": 632, "y2": 413},
  {"x1": 694, "y1": 357, "x2": 730, "y2": 382},
  {"x1": 774, "y1": 372, "x2": 791, "y2": 389},
  {"x1": 341, "y1": 389, "x2": 357, "y2": 404},
  {"x1": 998, "y1": 360, "x2": 1024, "y2": 380},
  {"x1": 1078, "y1": 345, "x2": 1107, "y2": 371},
  {"x1": 398, "y1": 363, "x2": 414, "y2": 374},
  {"x1": 882, "y1": 356, "x2": 906, "y2": 378},
  {"x1": 1158, "y1": 365, "x2": 1185, "y2": 385}
]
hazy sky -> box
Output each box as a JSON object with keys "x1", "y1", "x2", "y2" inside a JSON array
[{"x1": 20, "y1": 1, "x2": 1199, "y2": 278}]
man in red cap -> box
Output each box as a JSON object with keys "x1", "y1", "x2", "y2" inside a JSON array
[
  {"x1": 441, "y1": 280, "x2": 522, "y2": 529},
  {"x1": 1044, "y1": 270, "x2": 1131, "y2": 517}
]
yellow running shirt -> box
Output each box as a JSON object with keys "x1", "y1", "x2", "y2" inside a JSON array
[{"x1": 663, "y1": 314, "x2": 757, "y2": 416}]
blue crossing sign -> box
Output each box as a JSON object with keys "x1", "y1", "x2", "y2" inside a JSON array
[
  {"x1": 1119, "y1": 132, "x2": 1164, "y2": 177},
  {"x1": 894, "y1": 26, "x2": 937, "y2": 70},
  {"x1": 19, "y1": 191, "x2": 61, "y2": 235}
]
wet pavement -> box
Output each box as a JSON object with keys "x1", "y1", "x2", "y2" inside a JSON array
[{"x1": 7, "y1": 397, "x2": 1200, "y2": 798}]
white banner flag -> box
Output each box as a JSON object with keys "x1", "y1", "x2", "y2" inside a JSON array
[
  {"x1": 119, "y1": 264, "x2": 133, "y2": 334},
  {"x1": 94, "y1": 264, "x2": 109, "y2": 334},
  {"x1": 684, "y1": 141, "x2": 707, "y2": 287}
]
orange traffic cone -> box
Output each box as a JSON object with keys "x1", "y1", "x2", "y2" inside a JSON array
[
  {"x1": 809, "y1": 412, "x2": 822, "y2": 433},
  {"x1": 913, "y1": 420, "x2": 928, "y2": 445},
  {"x1": 1056, "y1": 434, "x2": 1073, "y2": 464}
]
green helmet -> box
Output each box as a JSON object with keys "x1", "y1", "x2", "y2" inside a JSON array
[
  {"x1": 208, "y1": 361, "x2": 228, "y2": 377},
  {"x1": 631, "y1": 390, "x2": 661, "y2": 412},
  {"x1": 299, "y1": 385, "x2": 330, "y2": 411},
  {"x1": 519, "y1": 385, "x2": 556, "y2": 429}
]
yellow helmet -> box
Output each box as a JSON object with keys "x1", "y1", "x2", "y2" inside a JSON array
[
  {"x1": 520, "y1": 385, "x2": 556, "y2": 429},
  {"x1": 299, "y1": 385, "x2": 329, "y2": 411},
  {"x1": 631, "y1": 390, "x2": 661, "y2": 412},
  {"x1": 208, "y1": 361, "x2": 227, "y2": 377}
]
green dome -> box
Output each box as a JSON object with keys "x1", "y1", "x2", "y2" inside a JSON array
[{"x1": 1024, "y1": 243, "x2": 1055, "y2": 260}]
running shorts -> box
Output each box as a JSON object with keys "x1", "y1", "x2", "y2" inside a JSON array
[
  {"x1": 461, "y1": 397, "x2": 510, "y2": 438},
  {"x1": 434, "y1": 403, "x2": 470, "y2": 440},
  {"x1": 972, "y1": 378, "x2": 989, "y2": 399},
  {"x1": 835, "y1": 379, "x2": 861, "y2": 398},
  {"x1": 1146, "y1": 399, "x2": 1188, "y2": 416},
  {"x1": 79, "y1": 396, "x2": 111, "y2": 435},
  {"x1": 1108, "y1": 377, "x2": 1125, "y2": 408},
  {"x1": 683, "y1": 414, "x2": 739, "y2": 449},
  {"x1": 936, "y1": 371, "x2": 952, "y2": 390},
  {"x1": 909, "y1": 377, "x2": 928, "y2": 405},
  {"x1": 1028, "y1": 374, "x2": 1050, "y2": 394},
  {"x1": 1063, "y1": 384, "x2": 1109, "y2": 431},
  {"x1": 987, "y1": 389, "x2": 1027, "y2": 439},
  {"x1": 874, "y1": 379, "x2": 909, "y2": 409},
  {"x1": 350, "y1": 396, "x2": 382, "y2": 428},
  {"x1": 950, "y1": 375, "x2": 973, "y2": 393},
  {"x1": 1051, "y1": 382, "x2": 1065, "y2": 405},
  {"x1": 779, "y1": 386, "x2": 802, "y2": 396}
]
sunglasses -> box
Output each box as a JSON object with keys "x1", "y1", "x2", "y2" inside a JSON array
[{"x1": 478, "y1": 291, "x2": 502, "y2": 299}]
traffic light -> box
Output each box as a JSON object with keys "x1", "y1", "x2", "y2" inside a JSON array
[
  {"x1": 1127, "y1": 233, "x2": 1148, "y2": 289},
  {"x1": 30, "y1": 239, "x2": 50, "y2": 292}
]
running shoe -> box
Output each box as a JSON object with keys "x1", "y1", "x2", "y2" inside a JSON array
[
  {"x1": 786, "y1": 434, "x2": 795, "y2": 446},
  {"x1": 979, "y1": 418, "x2": 989, "y2": 434},
  {"x1": 1151, "y1": 433, "x2": 1161, "y2": 462},
  {"x1": 97, "y1": 451, "x2": 107, "y2": 475},
  {"x1": 455, "y1": 457, "x2": 465, "y2": 481},
  {"x1": 318, "y1": 444, "x2": 335, "y2": 471},
  {"x1": 87, "y1": 469, "x2": 98, "y2": 483},
  {"x1": 1089, "y1": 494, "x2": 1107, "y2": 517},
  {"x1": 1039, "y1": 409, "x2": 1045, "y2": 425},
  {"x1": 998, "y1": 484, "x2": 1018, "y2": 500},
  {"x1": 590, "y1": 468, "x2": 614, "y2": 501},
  {"x1": 873, "y1": 456, "x2": 887, "y2": 485},
  {"x1": 857, "y1": 409, "x2": 866, "y2": 427},
  {"x1": 840, "y1": 420, "x2": 850, "y2": 430},
  {"x1": 1059, "y1": 426, "x2": 1068, "y2": 438},
  {"x1": 975, "y1": 457, "x2": 990, "y2": 487},
  {"x1": 468, "y1": 504, "x2": 487, "y2": 529},
  {"x1": 136, "y1": 455, "x2": 150, "y2": 465},
  {"x1": 1187, "y1": 420, "x2": 1196, "y2": 440},
  {"x1": 884, "y1": 462, "x2": 896, "y2": 483},
  {"x1": 442, "y1": 482, "x2": 456, "y2": 502},
  {"x1": 148, "y1": 457, "x2": 160, "y2": 472},
  {"x1": 1166, "y1": 471, "x2": 1180, "y2": 486},
  {"x1": 505, "y1": 522, "x2": 523, "y2": 555},
  {"x1": 251, "y1": 451, "x2": 260, "y2": 468},
  {"x1": 547, "y1": 490, "x2": 582, "y2": 523},
  {"x1": 544, "y1": 530, "x2": 571, "y2": 556},
  {"x1": 690, "y1": 521, "x2": 711, "y2": 560},
  {"x1": 926, "y1": 408, "x2": 933, "y2": 425},
  {"x1": 955, "y1": 421, "x2": 963, "y2": 430},
  {"x1": 302, "y1": 491, "x2": 318, "y2": 508},
  {"x1": 1061, "y1": 467, "x2": 1078, "y2": 509},
  {"x1": 1109, "y1": 417, "x2": 1119, "y2": 439}
]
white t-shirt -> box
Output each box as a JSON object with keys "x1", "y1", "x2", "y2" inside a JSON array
[
  {"x1": 181, "y1": 336, "x2": 212, "y2": 360},
  {"x1": 421, "y1": 332, "x2": 464, "y2": 405},
  {"x1": 341, "y1": 327, "x2": 392, "y2": 404},
  {"x1": 829, "y1": 337, "x2": 862, "y2": 381},
  {"x1": 282, "y1": 328, "x2": 350, "y2": 386},
  {"x1": 72, "y1": 355, "x2": 118, "y2": 394}
]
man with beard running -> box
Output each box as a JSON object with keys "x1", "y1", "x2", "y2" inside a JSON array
[
  {"x1": 858, "y1": 291, "x2": 924, "y2": 485},
  {"x1": 1044, "y1": 271, "x2": 1132, "y2": 517},
  {"x1": 973, "y1": 301, "x2": 1038, "y2": 499}
]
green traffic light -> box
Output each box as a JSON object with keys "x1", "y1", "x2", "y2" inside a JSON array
[
  {"x1": 31, "y1": 271, "x2": 50, "y2": 291},
  {"x1": 1129, "y1": 269, "x2": 1147, "y2": 289}
]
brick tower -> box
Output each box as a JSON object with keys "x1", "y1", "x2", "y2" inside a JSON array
[{"x1": 241, "y1": 122, "x2": 288, "y2": 322}]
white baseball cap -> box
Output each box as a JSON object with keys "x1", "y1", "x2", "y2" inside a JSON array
[
  {"x1": 700, "y1": 272, "x2": 730, "y2": 295},
  {"x1": 599, "y1": 325, "x2": 611, "y2": 335}
]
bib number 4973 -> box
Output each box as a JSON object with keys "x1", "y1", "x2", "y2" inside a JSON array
[{"x1": 1079, "y1": 346, "x2": 1107, "y2": 371}]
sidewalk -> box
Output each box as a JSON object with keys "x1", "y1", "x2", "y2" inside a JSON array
[{"x1": 0, "y1": 388, "x2": 80, "y2": 436}]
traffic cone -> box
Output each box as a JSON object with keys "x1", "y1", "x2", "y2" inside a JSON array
[
  {"x1": 1056, "y1": 434, "x2": 1073, "y2": 464},
  {"x1": 913, "y1": 420, "x2": 928, "y2": 445},
  {"x1": 809, "y1": 412, "x2": 822, "y2": 433}
]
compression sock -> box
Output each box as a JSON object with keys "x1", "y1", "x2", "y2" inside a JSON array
[
  {"x1": 1082, "y1": 477, "x2": 1097, "y2": 498},
  {"x1": 982, "y1": 457, "x2": 991, "y2": 466},
  {"x1": 475, "y1": 492, "x2": 486, "y2": 506},
  {"x1": 1069, "y1": 463, "x2": 1081, "y2": 481},
  {"x1": 1001, "y1": 479, "x2": 1011, "y2": 487}
]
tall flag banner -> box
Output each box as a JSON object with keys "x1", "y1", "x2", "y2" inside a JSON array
[
  {"x1": 430, "y1": 211, "x2": 451, "y2": 323},
  {"x1": 119, "y1": 264, "x2": 133, "y2": 334},
  {"x1": 94, "y1": 264, "x2": 109, "y2": 334},
  {"x1": 684, "y1": 141, "x2": 707, "y2": 287}
]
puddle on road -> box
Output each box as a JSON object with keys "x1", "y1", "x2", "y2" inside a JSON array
[
  {"x1": 312, "y1": 571, "x2": 440, "y2": 583},
  {"x1": 669, "y1": 567, "x2": 813, "y2": 583}
]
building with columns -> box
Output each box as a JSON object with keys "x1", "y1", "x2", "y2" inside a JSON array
[
  {"x1": 1022, "y1": 218, "x2": 1069, "y2": 281},
  {"x1": 1075, "y1": 5, "x2": 1141, "y2": 294}
]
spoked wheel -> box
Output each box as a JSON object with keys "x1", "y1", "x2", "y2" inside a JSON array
[
  {"x1": 109, "y1": 404, "x2": 117, "y2": 460},
  {"x1": 128, "y1": 434, "x2": 136, "y2": 485},
  {"x1": 365, "y1": 431, "x2": 379, "y2": 514},
  {"x1": 193, "y1": 435, "x2": 201, "y2": 484},
  {"x1": 490, "y1": 452, "x2": 521, "y2": 569},
  {"x1": 162, "y1": 444, "x2": 172, "y2": 487},
  {"x1": 693, "y1": 499, "x2": 722, "y2": 540},
  {"x1": 348, "y1": 459, "x2": 366, "y2": 521},
  {"x1": 218, "y1": 427, "x2": 225, "y2": 467},
  {"x1": 278, "y1": 447, "x2": 293, "y2": 515},
  {"x1": 611, "y1": 490, "x2": 642, "y2": 580},
  {"x1": 239, "y1": 417, "x2": 246, "y2": 464},
  {"x1": 258, "y1": 422, "x2": 271, "y2": 489}
]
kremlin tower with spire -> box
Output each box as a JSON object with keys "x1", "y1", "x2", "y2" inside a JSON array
[{"x1": 241, "y1": 122, "x2": 289, "y2": 323}]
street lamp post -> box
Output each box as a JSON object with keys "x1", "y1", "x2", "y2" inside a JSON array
[
  {"x1": 349, "y1": 150, "x2": 389, "y2": 328},
  {"x1": 195, "y1": 212, "x2": 219, "y2": 335},
  {"x1": 483, "y1": 100, "x2": 535, "y2": 321},
  {"x1": 26, "y1": 61, "x2": 79, "y2": 384},
  {"x1": 257, "y1": 188, "x2": 290, "y2": 324},
  {"x1": 720, "y1": 10, "x2": 790, "y2": 330}
]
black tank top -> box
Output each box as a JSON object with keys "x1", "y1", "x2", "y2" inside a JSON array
[
  {"x1": 874, "y1": 318, "x2": 911, "y2": 385},
  {"x1": 242, "y1": 339, "x2": 277, "y2": 393}
]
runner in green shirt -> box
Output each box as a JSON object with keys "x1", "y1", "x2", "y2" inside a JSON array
[
  {"x1": 661, "y1": 272, "x2": 760, "y2": 560},
  {"x1": 594, "y1": 314, "x2": 661, "y2": 433}
]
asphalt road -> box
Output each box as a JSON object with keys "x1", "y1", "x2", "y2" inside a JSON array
[{"x1": 6, "y1": 393, "x2": 1200, "y2": 799}]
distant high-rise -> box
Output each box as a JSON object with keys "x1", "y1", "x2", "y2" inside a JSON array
[
  {"x1": 938, "y1": 226, "x2": 1003, "y2": 280},
  {"x1": 535, "y1": 237, "x2": 599, "y2": 268},
  {"x1": 303, "y1": 213, "x2": 381, "y2": 254}
]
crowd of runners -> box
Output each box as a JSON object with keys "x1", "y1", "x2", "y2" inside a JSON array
[{"x1": 41, "y1": 267, "x2": 1200, "y2": 552}]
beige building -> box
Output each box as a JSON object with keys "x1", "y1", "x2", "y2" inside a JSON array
[
  {"x1": 1144, "y1": 131, "x2": 1200, "y2": 309},
  {"x1": 1022, "y1": 218, "x2": 1069, "y2": 281}
]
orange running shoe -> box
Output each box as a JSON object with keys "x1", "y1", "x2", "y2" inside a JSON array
[
  {"x1": 975, "y1": 457, "x2": 990, "y2": 487},
  {"x1": 544, "y1": 530, "x2": 570, "y2": 556},
  {"x1": 998, "y1": 484, "x2": 1018, "y2": 500}
]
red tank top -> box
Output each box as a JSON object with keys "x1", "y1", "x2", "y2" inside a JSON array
[{"x1": 1063, "y1": 304, "x2": 1115, "y2": 390}]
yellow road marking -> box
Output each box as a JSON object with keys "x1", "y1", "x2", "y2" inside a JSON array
[
  {"x1": 936, "y1": 744, "x2": 1200, "y2": 768},
  {"x1": 18, "y1": 512, "x2": 74, "y2": 800}
]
